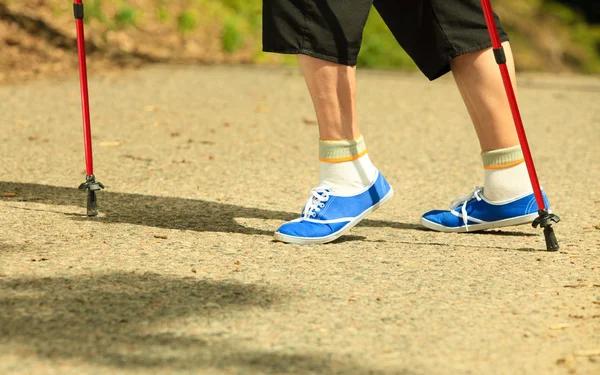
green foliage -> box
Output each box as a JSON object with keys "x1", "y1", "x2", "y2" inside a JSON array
[
  {"x1": 552, "y1": 0, "x2": 600, "y2": 23},
  {"x1": 358, "y1": 9, "x2": 417, "y2": 69},
  {"x1": 114, "y1": 6, "x2": 138, "y2": 29},
  {"x1": 218, "y1": 0, "x2": 262, "y2": 31},
  {"x1": 222, "y1": 18, "x2": 245, "y2": 53},
  {"x1": 177, "y1": 9, "x2": 198, "y2": 34},
  {"x1": 84, "y1": 0, "x2": 108, "y2": 25},
  {"x1": 51, "y1": 3, "x2": 64, "y2": 17},
  {"x1": 541, "y1": 1, "x2": 600, "y2": 72},
  {"x1": 157, "y1": 6, "x2": 169, "y2": 22},
  {"x1": 217, "y1": 0, "x2": 261, "y2": 14},
  {"x1": 543, "y1": 1, "x2": 581, "y2": 23}
]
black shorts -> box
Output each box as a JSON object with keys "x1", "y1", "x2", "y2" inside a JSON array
[{"x1": 262, "y1": 0, "x2": 509, "y2": 80}]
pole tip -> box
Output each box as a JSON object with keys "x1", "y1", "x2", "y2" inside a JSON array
[
  {"x1": 544, "y1": 225, "x2": 559, "y2": 252},
  {"x1": 87, "y1": 190, "x2": 98, "y2": 217}
]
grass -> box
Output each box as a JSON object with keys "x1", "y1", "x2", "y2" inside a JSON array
[
  {"x1": 177, "y1": 9, "x2": 198, "y2": 34},
  {"x1": 222, "y1": 17, "x2": 245, "y2": 53},
  {"x1": 84, "y1": 0, "x2": 109, "y2": 25},
  {"x1": 113, "y1": 5, "x2": 138, "y2": 29},
  {"x1": 157, "y1": 6, "x2": 169, "y2": 22}
]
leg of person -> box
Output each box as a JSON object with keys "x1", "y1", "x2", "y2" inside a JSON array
[
  {"x1": 451, "y1": 42, "x2": 519, "y2": 152},
  {"x1": 421, "y1": 40, "x2": 551, "y2": 233},
  {"x1": 297, "y1": 55, "x2": 377, "y2": 194},
  {"x1": 370, "y1": 0, "x2": 550, "y2": 232},
  {"x1": 417, "y1": 2, "x2": 550, "y2": 232},
  {"x1": 297, "y1": 55, "x2": 360, "y2": 141},
  {"x1": 450, "y1": 42, "x2": 532, "y2": 202},
  {"x1": 263, "y1": 0, "x2": 394, "y2": 244}
]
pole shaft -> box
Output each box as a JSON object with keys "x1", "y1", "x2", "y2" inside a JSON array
[
  {"x1": 75, "y1": 0, "x2": 94, "y2": 176},
  {"x1": 480, "y1": 0, "x2": 546, "y2": 211}
]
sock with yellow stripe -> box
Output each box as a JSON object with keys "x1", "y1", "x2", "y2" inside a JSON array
[
  {"x1": 482, "y1": 145, "x2": 533, "y2": 201},
  {"x1": 319, "y1": 135, "x2": 378, "y2": 195}
]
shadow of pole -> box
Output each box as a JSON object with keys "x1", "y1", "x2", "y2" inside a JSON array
[
  {"x1": 0, "y1": 181, "x2": 535, "y2": 238},
  {"x1": 0, "y1": 181, "x2": 422, "y2": 236}
]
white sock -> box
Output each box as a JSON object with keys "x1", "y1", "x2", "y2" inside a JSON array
[
  {"x1": 482, "y1": 145, "x2": 533, "y2": 201},
  {"x1": 319, "y1": 135, "x2": 378, "y2": 195}
]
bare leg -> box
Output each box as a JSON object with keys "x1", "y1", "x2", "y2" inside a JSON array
[
  {"x1": 450, "y1": 42, "x2": 532, "y2": 201},
  {"x1": 451, "y1": 42, "x2": 519, "y2": 152},
  {"x1": 297, "y1": 55, "x2": 360, "y2": 140},
  {"x1": 273, "y1": 55, "x2": 386, "y2": 244},
  {"x1": 421, "y1": 41, "x2": 537, "y2": 232},
  {"x1": 295, "y1": 54, "x2": 379, "y2": 194},
  {"x1": 300, "y1": 43, "x2": 518, "y2": 147}
]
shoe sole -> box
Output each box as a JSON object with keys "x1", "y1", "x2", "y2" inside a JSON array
[
  {"x1": 420, "y1": 212, "x2": 541, "y2": 233},
  {"x1": 274, "y1": 187, "x2": 395, "y2": 245}
]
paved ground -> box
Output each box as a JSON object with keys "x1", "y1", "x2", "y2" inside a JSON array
[{"x1": 0, "y1": 65, "x2": 599, "y2": 375}]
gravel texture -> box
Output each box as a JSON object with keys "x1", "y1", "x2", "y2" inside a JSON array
[{"x1": 0, "y1": 65, "x2": 599, "y2": 375}]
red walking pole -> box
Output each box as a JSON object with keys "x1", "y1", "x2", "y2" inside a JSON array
[
  {"x1": 480, "y1": 0, "x2": 560, "y2": 251},
  {"x1": 74, "y1": 0, "x2": 104, "y2": 216}
]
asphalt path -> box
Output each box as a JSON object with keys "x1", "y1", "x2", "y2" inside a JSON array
[{"x1": 0, "y1": 65, "x2": 599, "y2": 374}]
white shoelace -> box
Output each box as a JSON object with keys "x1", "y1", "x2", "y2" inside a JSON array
[
  {"x1": 449, "y1": 187, "x2": 483, "y2": 231},
  {"x1": 302, "y1": 187, "x2": 331, "y2": 219}
]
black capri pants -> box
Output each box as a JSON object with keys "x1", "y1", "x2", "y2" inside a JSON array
[{"x1": 263, "y1": 0, "x2": 509, "y2": 80}]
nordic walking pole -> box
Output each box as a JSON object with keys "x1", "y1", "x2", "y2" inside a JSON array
[
  {"x1": 74, "y1": 0, "x2": 104, "y2": 216},
  {"x1": 480, "y1": 0, "x2": 560, "y2": 251}
]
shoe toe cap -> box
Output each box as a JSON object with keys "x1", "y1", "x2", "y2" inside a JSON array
[
  {"x1": 422, "y1": 210, "x2": 466, "y2": 227},
  {"x1": 277, "y1": 220, "x2": 349, "y2": 238}
]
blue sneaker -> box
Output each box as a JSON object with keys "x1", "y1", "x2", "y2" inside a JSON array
[
  {"x1": 420, "y1": 187, "x2": 550, "y2": 233},
  {"x1": 275, "y1": 172, "x2": 394, "y2": 244}
]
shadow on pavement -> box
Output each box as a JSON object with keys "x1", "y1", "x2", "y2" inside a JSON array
[
  {"x1": 363, "y1": 217, "x2": 536, "y2": 237},
  {"x1": 0, "y1": 272, "x2": 409, "y2": 374},
  {"x1": 397, "y1": 241, "x2": 537, "y2": 252},
  {"x1": 0, "y1": 182, "x2": 422, "y2": 235},
  {"x1": 0, "y1": 181, "x2": 533, "y2": 238}
]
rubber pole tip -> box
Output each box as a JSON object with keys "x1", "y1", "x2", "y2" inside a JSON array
[
  {"x1": 544, "y1": 225, "x2": 559, "y2": 252},
  {"x1": 87, "y1": 190, "x2": 99, "y2": 217}
]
